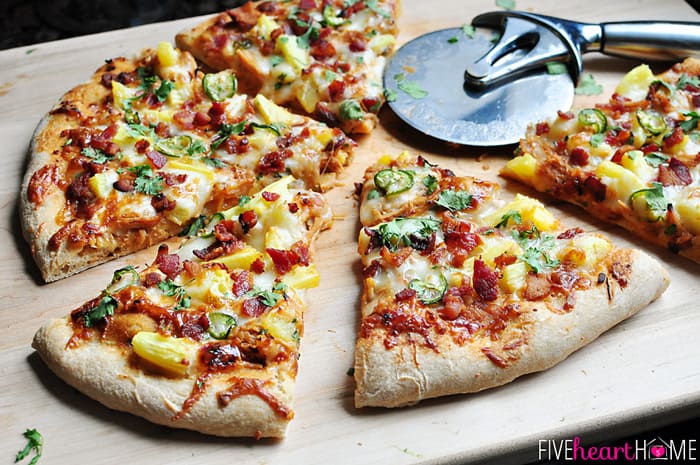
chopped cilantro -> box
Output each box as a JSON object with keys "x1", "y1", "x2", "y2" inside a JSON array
[
  {"x1": 496, "y1": 0, "x2": 515, "y2": 9},
  {"x1": 433, "y1": 189, "x2": 473, "y2": 211},
  {"x1": 339, "y1": 99, "x2": 364, "y2": 120},
  {"x1": 186, "y1": 139, "x2": 208, "y2": 156},
  {"x1": 81, "y1": 147, "x2": 111, "y2": 164},
  {"x1": 179, "y1": 215, "x2": 207, "y2": 237},
  {"x1": 154, "y1": 79, "x2": 174, "y2": 102},
  {"x1": 679, "y1": 111, "x2": 700, "y2": 133},
  {"x1": 297, "y1": 26, "x2": 320, "y2": 50},
  {"x1": 211, "y1": 120, "x2": 247, "y2": 151},
  {"x1": 545, "y1": 62, "x2": 567, "y2": 75},
  {"x1": 422, "y1": 175, "x2": 438, "y2": 195},
  {"x1": 374, "y1": 217, "x2": 441, "y2": 251},
  {"x1": 383, "y1": 88, "x2": 397, "y2": 103},
  {"x1": 366, "y1": 0, "x2": 391, "y2": 18},
  {"x1": 651, "y1": 79, "x2": 674, "y2": 94},
  {"x1": 157, "y1": 279, "x2": 191, "y2": 310},
  {"x1": 644, "y1": 152, "x2": 668, "y2": 168},
  {"x1": 83, "y1": 295, "x2": 117, "y2": 327},
  {"x1": 629, "y1": 182, "x2": 667, "y2": 220},
  {"x1": 15, "y1": 428, "x2": 43, "y2": 465},
  {"x1": 676, "y1": 74, "x2": 700, "y2": 90},
  {"x1": 127, "y1": 122, "x2": 155, "y2": 138},
  {"x1": 238, "y1": 195, "x2": 252, "y2": 206},
  {"x1": 590, "y1": 133, "x2": 605, "y2": 148},
  {"x1": 447, "y1": 36, "x2": 458, "y2": 44},
  {"x1": 575, "y1": 74, "x2": 603, "y2": 96},
  {"x1": 394, "y1": 72, "x2": 428, "y2": 99},
  {"x1": 356, "y1": 56, "x2": 364, "y2": 64},
  {"x1": 129, "y1": 164, "x2": 163, "y2": 195},
  {"x1": 495, "y1": 210, "x2": 522, "y2": 228},
  {"x1": 461, "y1": 23, "x2": 475, "y2": 38},
  {"x1": 323, "y1": 69, "x2": 338, "y2": 82},
  {"x1": 25, "y1": 48, "x2": 37, "y2": 55},
  {"x1": 512, "y1": 226, "x2": 560, "y2": 273},
  {"x1": 247, "y1": 287, "x2": 282, "y2": 307},
  {"x1": 366, "y1": 188, "x2": 381, "y2": 200},
  {"x1": 201, "y1": 157, "x2": 226, "y2": 168},
  {"x1": 270, "y1": 55, "x2": 284, "y2": 67}
]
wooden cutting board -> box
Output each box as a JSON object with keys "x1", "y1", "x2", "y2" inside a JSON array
[{"x1": 1, "y1": 1, "x2": 699, "y2": 464}]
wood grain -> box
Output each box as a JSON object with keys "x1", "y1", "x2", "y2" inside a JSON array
[{"x1": 1, "y1": 1, "x2": 699, "y2": 464}]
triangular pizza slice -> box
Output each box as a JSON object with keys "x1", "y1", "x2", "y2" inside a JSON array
[
  {"x1": 176, "y1": 0, "x2": 400, "y2": 134},
  {"x1": 354, "y1": 152, "x2": 670, "y2": 407},
  {"x1": 33, "y1": 176, "x2": 329, "y2": 437}
]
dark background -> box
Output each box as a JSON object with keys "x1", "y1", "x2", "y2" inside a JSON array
[{"x1": 1, "y1": 0, "x2": 699, "y2": 463}]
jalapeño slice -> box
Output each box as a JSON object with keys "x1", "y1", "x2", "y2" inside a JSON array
[
  {"x1": 105, "y1": 266, "x2": 140, "y2": 294},
  {"x1": 636, "y1": 109, "x2": 667, "y2": 136},
  {"x1": 374, "y1": 169, "x2": 414, "y2": 195},
  {"x1": 207, "y1": 312, "x2": 236, "y2": 339},
  {"x1": 577, "y1": 108, "x2": 607, "y2": 133},
  {"x1": 155, "y1": 135, "x2": 192, "y2": 157},
  {"x1": 203, "y1": 71, "x2": 237, "y2": 102},
  {"x1": 201, "y1": 212, "x2": 226, "y2": 238},
  {"x1": 409, "y1": 272, "x2": 448, "y2": 304}
]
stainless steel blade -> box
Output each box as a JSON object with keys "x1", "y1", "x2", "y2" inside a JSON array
[{"x1": 384, "y1": 27, "x2": 574, "y2": 146}]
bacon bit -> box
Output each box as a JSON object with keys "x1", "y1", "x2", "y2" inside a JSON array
[
  {"x1": 192, "y1": 111, "x2": 211, "y2": 127},
  {"x1": 663, "y1": 127, "x2": 684, "y2": 150},
  {"x1": 287, "y1": 202, "x2": 299, "y2": 213},
  {"x1": 135, "y1": 139, "x2": 150, "y2": 154},
  {"x1": 261, "y1": 191, "x2": 280, "y2": 202},
  {"x1": 151, "y1": 194, "x2": 176, "y2": 212},
  {"x1": 658, "y1": 157, "x2": 692, "y2": 186},
  {"x1": 90, "y1": 125, "x2": 119, "y2": 156},
  {"x1": 583, "y1": 175, "x2": 607, "y2": 202},
  {"x1": 299, "y1": 0, "x2": 316, "y2": 10},
  {"x1": 291, "y1": 242, "x2": 310, "y2": 266},
  {"x1": 362, "y1": 259, "x2": 381, "y2": 278},
  {"x1": 232, "y1": 270, "x2": 253, "y2": 297},
  {"x1": 142, "y1": 272, "x2": 162, "y2": 287},
  {"x1": 208, "y1": 102, "x2": 227, "y2": 127},
  {"x1": 310, "y1": 41, "x2": 335, "y2": 62},
  {"x1": 200, "y1": 343, "x2": 242, "y2": 371},
  {"x1": 494, "y1": 253, "x2": 517, "y2": 269},
  {"x1": 238, "y1": 210, "x2": 258, "y2": 234},
  {"x1": 154, "y1": 122, "x2": 170, "y2": 138},
  {"x1": 182, "y1": 260, "x2": 202, "y2": 278},
  {"x1": 640, "y1": 143, "x2": 660, "y2": 154},
  {"x1": 557, "y1": 227, "x2": 583, "y2": 240},
  {"x1": 180, "y1": 315, "x2": 209, "y2": 340},
  {"x1": 250, "y1": 258, "x2": 265, "y2": 274},
  {"x1": 173, "y1": 109, "x2": 195, "y2": 130},
  {"x1": 214, "y1": 221, "x2": 237, "y2": 242},
  {"x1": 341, "y1": 0, "x2": 366, "y2": 17},
  {"x1": 481, "y1": 347, "x2": 508, "y2": 368},
  {"x1": 161, "y1": 172, "x2": 186, "y2": 186},
  {"x1": 328, "y1": 80, "x2": 346, "y2": 102},
  {"x1": 523, "y1": 273, "x2": 551, "y2": 300},
  {"x1": 146, "y1": 150, "x2": 167, "y2": 169},
  {"x1": 315, "y1": 102, "x2": 339, "y2": 127},
  {"x1": 70, "y1": 296, "x2": 103, "y2": 326},
  {"x1": 100, "y1": 72, "x2": 115, "y2": 88},
  {"x1": 258, "y1": 150, "x2": 291, "y2": 174},
  {"x1": 27, "y1": 164, "x2": 60, "y2": 204},
  {"x1": 266, "y1": 242, "x2": 308, "y2": 275},
  {"x1": 155, "y1": 244, "x2": 182, "y2": 279},
  {"x1": 557, "y1": 110, "x2": 574, "y2": 120},
  {"x1": 535, "y1": 122, "x2": 550, "y2": 135},
  {"x1": 380, "y1": 246, "x2": 412, "y2": 268},
  {"x1": 444, "y1": 230, "x2": 480, "y2": 256},
  {"x1": 610, "y1": 261, "x2": 631, "y2": 288},
  {"x1": 228, "y1": 2, "x2": 259, "y2": 31},
  {"x1": 440, "y1": 287, "x2": 463, "y2": 320},
  {"x1": 217, "y1": 377, "x2": 292, "y2": 419},
  {"x1": 360, "y1": 311, "x2": 437, "y2": 351},
  {"x1": 395, "y1": 288, "x2": 417, "y2": 302},
  {"x1": 569, "y1": 147, "x2": 589, "y2": 166},
  {"x1": 66, "y1": 172, "x2": 97, "y2": 219},
  {"x1": 348, "y1": 35, "x2": 366, "y2": 52},
  {"x1": 605, "y1": 129, "x2": 632, "y2": 146},
  {"x1": 473, "y1": 259, "x2": 498, "y2": 302},
  {"x1": 193, "y1": 240, "x2": 243, "y2": 261},
  {"x1": 242, "y1": 298, "x2": 266, "y2": 317}
]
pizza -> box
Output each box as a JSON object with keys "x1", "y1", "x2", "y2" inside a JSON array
[
  {"x1": 503, "y1": 58, "x2": 700, "y2": 263},
  {"x1": 33, "y1": 176, "x2": 329, "y2": 438},
  {"x1": 21, "y1": 42, "x2": 353, "y2": 282},
  {"x1": 175, "y1": 0, "x2": 400, "y2": 134},
  {"x1": 353, "y1": 153, "x2": 670, "y2": 407}
]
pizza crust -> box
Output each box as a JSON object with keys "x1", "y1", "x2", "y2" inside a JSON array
[
  {"x1": 354, "y1": 248, "x2": 670, "y2": 407},
  {"x1": 33, "y1": 318, "x2": 293, "y2": 437}
]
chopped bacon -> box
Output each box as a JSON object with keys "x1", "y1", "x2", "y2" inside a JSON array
[
  {"x1": 557, "y1": 110, "x2": 574, "y2": 120},
  {"x1": 444, "y1": 230, "x2": 480, "y2": 255},
  {"x1": 143, "y1": 272, "x2": 163, "y2": 287},
  {"x1": 182, "y1": 260, "x2": 202, "y2": 278},
  {"x1": 256, "y1": 1, "x2": 278, "y2": 13},
  {"x1": 150, "y1": 194, "x2": 176, "y2": 212},
  {"x1": 288, "y1": 202, "x2": 299, "y2": 213},
  {"x1": 440, "y1": 287, "x2": 463, "y2": 320},
  {"x1": 173, "y1": 109, "x2": 195, "y2": 130},
  {"x1": 258, "y1": 150, "x2": 291, "y2": 174},
  {"x1": 663, "y1": 127, "x2": 684, "y2": 150},
  {"x1": 193, "y1": 239, "x2": 243, "y2": 261},
  {"x1": 473, "y1": 259, "x2": 498, "y2": 301},
  {"x1": 208, "y1": 102, "x2": 227, "y2": 127},
  {"x1": 266, "y1": 241, "x2": 309, "y2": 275},
  {"x1": 362, "y1": 259, "x2": 381, "y2": 278},
  {"x1": 146, "y1": 149, "x2": 167, "y2": 169},
  {"x1": 238, "y1": 210, "x2": 258, "y2": 234},
  {"x1": 288, "y1": 13, "x2": 310, "y2": 35},
  {"x1": 90, "y1": 124, "x2": 120, "y2": 156},
  {"x1": 154, "y1": 122, "x2": 170, "y2": 138},
  {"x1": 341, "y1": 0, "x2": 366, "y2": 17},
  {"x1": 569, "y1": 147, "x2": 589, "y2": 166},
  {"x1": 328, "y1": 80, "x2": 346, "y2": 102},
  {"x1": 27, "y1": 164, "x2": 60, "y2": 204},
  {"x1": 299, "y1": 0, "x2": 316, "y2": 10},
  {"x1": 250, "y1": 258, "x2": 265, "y2": 274},
  {"x1": 200, "y1": 343, "x2": 241, "y2": 371},
  {"x1": 227, "y1": 2, "x2": 259, "y2": 31},
  {"x1": 155, "y1": 245, "x2": 182, "y2": 279},
  {"x1": 605, "y1": 129, "x2": 632, "y2": 146},
  {"x1": 380, "y1": 246, "x2": 412, "y2": 268},
  {"x1": 583, "y1": 175, "x2": 607, "y2": 202},
  {"x1": 535, "y1": 122, "x2": 550, "y2": 135},
  {"x1": 100, "y1": 72, "x2": 115, "y2": 88},
  {"x1": 395, "y1": 288, "x2": 416, "y2": 302},
  {"x1": 362, "y1": 97, "x2": 380, "y2": 112},
  {"x1": 523, "y1": 273, "x2": 551, "y2": 300},
  {"x1": 193, "y1": 111, "x2": 211, "y2": 127},
  {"x1": 232, "y1": 270, "x2": 253, "y2": 297},
  {"x1": 494, "y1": 253, "x2": 517, "y2": 269},
  {"x1": 658, "y1": 157, "x2": 692, "y2": 186},
  {"x1": 242, "y1": 298, "x2": 266, "y2": 317},
  {"x1": 348, "y1": 35, "x2": 366, "y2": 52},
  {"x1": 290, "y1": 242, "x2": 310, "y2": 266},
  {"x1": 213, "y1": 220, "x2": 237, "y2": 242},
  {"x1": 224, "y1": 136, "x2": 250, "y2": 154},
  {"x1": 262, "y1": 191, "x2": 280, "y2": 201},
  {"x1": 640, "y1": 143, "x2": 660, "y2": 154},
  {"x1": 66, "y1": 172, "x2": 97, "y2": 219},
  {"x1": 557, "y1": 227, "x2": 583, "y2": 240},
  {"x1": 315, "y1": 102, "x2": 339, "y2": 127},
  {"x1": 135, "y1": 139, "x2": 150, "y2": 154}
]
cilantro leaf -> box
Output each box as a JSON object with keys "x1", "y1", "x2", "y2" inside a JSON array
[
  {"x1": 629, "y1": 182, "x2": 667, "y2": 220},
  {"x1": 238, "y1": 195, "x2": 252, "y2": 206},
  {"x1": 270, "y1": 55, "x2": 284, "y2": 67},
  {"x1": 127, "y1": 122, "x2": 155, "y2": 139},
  {"x1": 179, "y1": 215, "x2": 207, "y2": 237},
  {"x1": 676, "y1": 74, "x2": 700, "y2": 90},
  {"x1": 644, "y1": 152, "x2": 668, "y2": 168},
  {"x1": 211, "y1": 120, "x2": 247, "y2": 151},
  {"x1": 186, "y1": 139, "x2": 208, "y2": 156},
  {"x1": 366, "y1": 0, "x2": 391, "y2": 18},
  {"x1": 366, "y1": 188, "x2": 381, "y2": 199},
  {"x1": 545, "y1": 62, "x2": 567, "y2": 75},
  {"x1": 154, "y1": 79, "x2": 174, "y2": 102},
  {"x1": 383, "y1": 88, "x2": 397, "y2": 103},
  {"x1": 129, "y1": 164, "x2": 163, "y2": 195},
  {"x1": 201, "y1": 157, "x2": 226, "y2": 168},
  {"x1": 81, "y1": 147, "x2": 111, "y2": 164},
  {"x1": 679, "y1": 111, "x2": 700, "y2": 133},
  {"x1": 422, "y1": 175, "x2": 438, "y2": 195},
  {"x1": 84, "y1": 296, "x2": 117, "y2": 327},
  {"x1": 158, "y1": 279, "x2": 191, "y2": 310},
  {"x1": 496, "y1": 0, "x2": 515, "y2": 9},
  {"x1": 297, "y1": 26, "x2": 320, "y2": 50},
  {"x1": 495, "y1": 210, "x2": 522, "y2": 228},
  {"x1": 461, "y1": 23, "x2": 475, "y2": 38},
  {"x1": 339, "y1": 99, "x2": 364, "y2": 120},
  {"x1": 512, "y1": 226, "x2": 560, "y2": 273},
  {"x1": 374, "y1": 217, "x2": 441, "y2": 251},
  {"x1": 394, "y1": 72, "x2": 428, "y2": 99},
  {"x1": 589, "y1": 133, "x2": 605, "y2": 148},
  {"x1": 447, "y1": 36, "x2": 458, "y2": 44},
  {"x1": 15, "y1": 428, "x2": 43, "y2": 465},
  {"x1": 575, "y1": 74, "x2": 603, "y2": 96},
  {"x1": 246, "y1": 287, "x2": 283, "y2": 307},
  {"x1": 433, "y1": 189, "x2": 473, "y2": 211}
]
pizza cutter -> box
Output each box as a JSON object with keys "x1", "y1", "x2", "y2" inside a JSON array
[{"x1": 384, "y1": 11, "x2": 700, "y2": 146}]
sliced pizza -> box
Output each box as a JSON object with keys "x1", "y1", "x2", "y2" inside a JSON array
[
  {"x1": 176, "y1": 0, "x2": 400, "y2": 134},
  {"x1": 503, "y1": 58, "x2": 700, "y2": 263},
  {"x1": 354, "y1": 153, "x2": 669, "y2": 407},
  {"x1": 33, "y1": 176, "x2": 329, "y2": 437},
  {"x1": 21, "y1": 42, "x2": 353, "y2": 282}
]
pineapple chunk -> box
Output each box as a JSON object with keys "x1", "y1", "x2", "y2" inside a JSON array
[
  {"x1": 564, "y1": 235, "x2": 612, "y2": 269},
  {"x1": 676, "y1": 189, "x2": 700, "y2": 235},
  {"x1": 369, "y1": 34, "x2": 396, "y2": 54},
  {"x1": 223, "y1": 176, "x2": 293, "y2": 220},
  {"x1": 211, "y1": 245, "x2": 264, "y2": 270},
  {"x1": 282, "y1": 263, "x2": 321, "y2": 289},
  {"x1": 265, "y1": 226, "x2": 297, "y2": 250},
  {"x1": 276, "y1": 34, "x2": 310, "y2": 72},
  {"x1": 157, "y1": 41, "x2": 178, "y2": 67},
  {"x1": 502, "y1": 153, "x2": 537, "y2": 183},
  {"x1": 484, "y1": 194, "x2": 559, "y2": 232},
  {"x1": 246, "y1": 127, "x2": 276, "y2": 151},
  {"x1": 131, "y1": 331, "x2": 196, "y2": 376},
  {"x1": 377, "y1": 154, "x2": 393, "y2": 165},
  {"x1": 112, "y1": 124, "x2": 138, "y2": 145},
  {"x1": 314, "y1": 128, "x2": 334, "y2": 147},
  {"x1": 167, "y1": 159, "x2": 215, "y2": 181},
  {"x1": 595, "y1": 161, "x2": 645, "y2": 201},
  {"x1": 256, "y1": 14, "x2": 280, "y2": 40},
  {"x1": 254, "y1": 94, "x2": 295, "y2": 125},
  {"x1": 141, "y1": 108, "x2": 175, "y2": 124},
  {"x1": 296, "y1": 79, "x2": 320, "y2": 114},
  {"x1": 185, "y1": 268, "x2": 234, "y2": 303},
  {"x1": 476, "y1": 236, "x2": 521, "y2": 266},
  {"x1": 262, "y1": 311, "x2": 298, "y2": 345},
  {"x1": 615, "y1": 64, "x2": 655, "y2": 101},
  {"x1": 501, "y1": 261, "x2": 528, "y2": 293},
  {"x1": 620, "y1": 150, "x2": 656, "y2": 182},
  {"x1": 111, "y1": 81, "x2": 139, "y2": 110},
  {"x1": 88, "y1": 171, "x2": 118, "y2": 199}
]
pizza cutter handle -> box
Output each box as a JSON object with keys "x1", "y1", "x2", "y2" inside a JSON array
[{"x1": 599, "y1": 22, "x2": 700, "y2": 61}]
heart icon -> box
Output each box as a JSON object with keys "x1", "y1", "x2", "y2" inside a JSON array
[{"x1": 650, "y1": 445, "x2": 666, "y2": 458}]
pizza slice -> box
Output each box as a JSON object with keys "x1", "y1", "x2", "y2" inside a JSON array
[
  {"x1": 21, "y1": 42, "x2": 353, "y2": 282},
  {"x1": 175, "y1": 0, "x2": 400, "y2": 134},
  {"x1": 33, "y1": 176, "x2": 329, "y2": 437},
  {"x1": 503, "y1": 58, "x2": 700, "y2": 263},
  {"x1": 353, "y1": 153, "x2": 670, "y2": 407}
]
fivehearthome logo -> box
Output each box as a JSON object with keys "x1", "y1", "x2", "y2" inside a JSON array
[{"x1": 538, "y1": 436, "x2": 697, "y2": 461}]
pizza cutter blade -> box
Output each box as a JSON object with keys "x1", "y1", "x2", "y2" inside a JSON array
[{"x1": 384, "y1": 11, "x2": 700, "y2": 147}]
